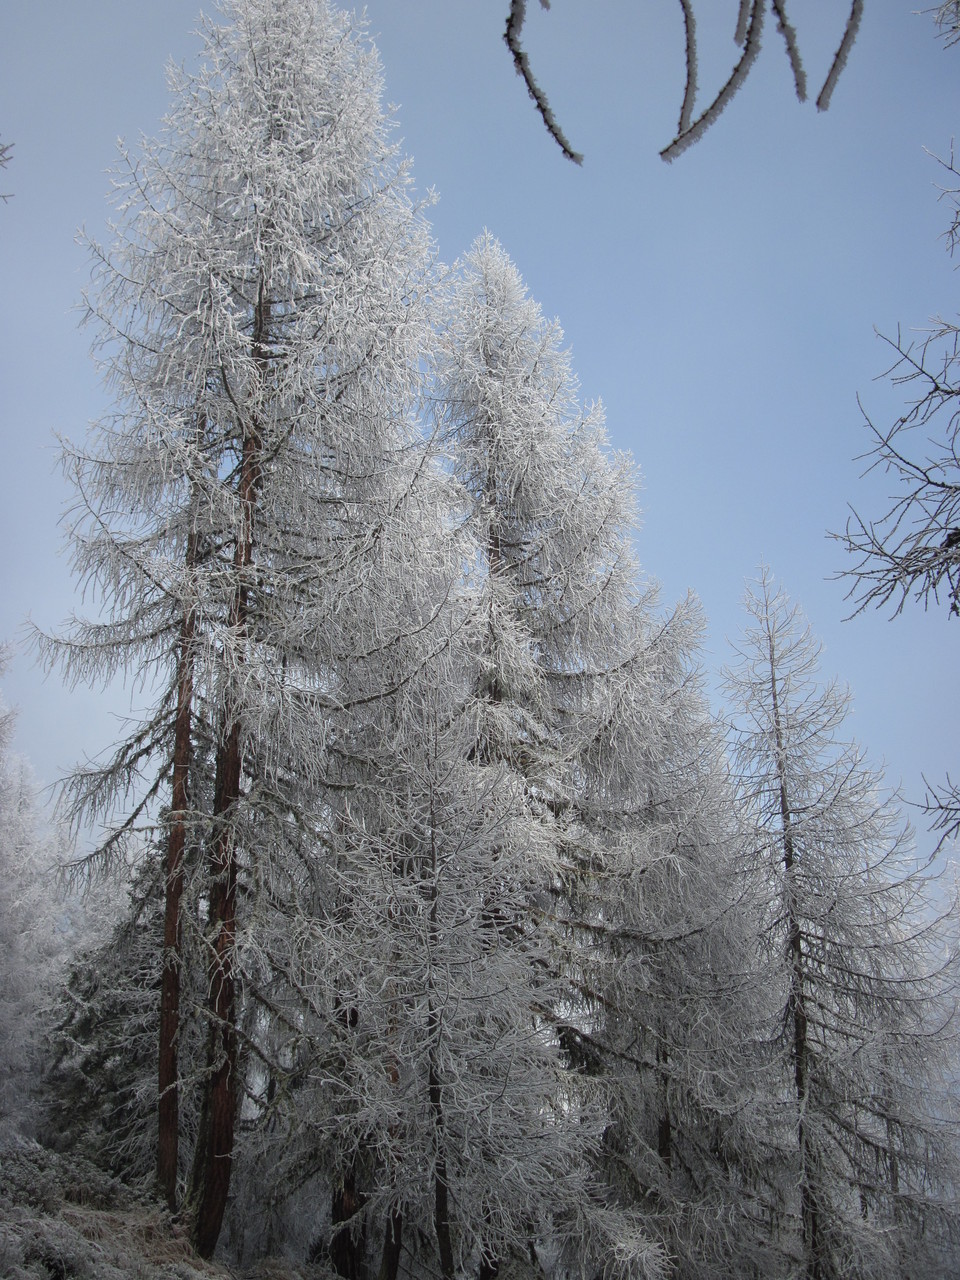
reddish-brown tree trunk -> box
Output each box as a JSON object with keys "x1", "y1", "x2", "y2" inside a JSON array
[
  {"x1": 190, "y1": 286, "x2": 266, "y2": 1257},
  {"x1": 190, "y1": 719, "x2": 241, "y2": 1258},
  {"x1": 157, "y1": 546, "x2": 196, "y2": 1210}
]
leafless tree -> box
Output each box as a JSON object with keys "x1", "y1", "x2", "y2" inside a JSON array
[{"x1": 837, "y1": 152, "x2": 960, "y2": 847}]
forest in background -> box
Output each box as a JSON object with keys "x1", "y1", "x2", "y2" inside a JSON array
[{"x1": 1, "y1": 3, "x2": 959, "y2": 1279}]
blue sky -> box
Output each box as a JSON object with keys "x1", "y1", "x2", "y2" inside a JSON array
[{"x1": 1, "y1": 1, "x2": 957, "y2": 859}]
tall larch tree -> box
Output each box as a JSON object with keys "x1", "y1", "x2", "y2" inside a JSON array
[
  {"x1": 431, "y1": 238, "x2": 777, "y2": 1279},
  {"x1": 39, "y1": 0, "x2": 435, "y2": 1256},
  {"x1": 579, "y1": 597, "x2": 780, "y2": 1279},
  {"x1": 212, "y1": 234, "x2": 667, "y2": 1278},
  {"x1": 424, "y1": 233, "x2": 670, "y2": 1280},
  {"x1": 723, "y1": 569, "x2": 960, "y2": 1280}
]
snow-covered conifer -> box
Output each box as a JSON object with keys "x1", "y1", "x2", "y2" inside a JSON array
[
  {"x1": 0, "y1": 675, "x2": 76, "y2": 1136},
  {"x1": 724, "y1": 569, "x2": 960, "y2": 1279},
  {"x1": 39, "y1": 0, "x2": 436, "y2": 1253},
  {"x1": 579, "y1": 595, "x2": 780, "y2": 1279}
]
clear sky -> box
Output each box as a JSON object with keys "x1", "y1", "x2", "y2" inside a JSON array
[{"x1": 0, "y1": 2, "x2": 957, "y2": 860}]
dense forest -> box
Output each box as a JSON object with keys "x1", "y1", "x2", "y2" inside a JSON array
[{"x1": 1, "y1": 3, "x2": 959, "y2": 1278}]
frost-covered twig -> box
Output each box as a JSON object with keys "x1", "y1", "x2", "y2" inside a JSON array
[
  {"x1": 503, "y1": 0, "x2": 583, "y2": 164},
  {"x1": 660, "y1": 0, "x2": 764, "y2": 162},
  {"x1": 815, "y1": 0, "x2": 863, "y2": 111}
]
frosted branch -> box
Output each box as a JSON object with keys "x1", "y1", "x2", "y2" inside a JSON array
[
  {"x1": 677, "y1": 0, "x2": 698, "y2": 135},
  {"x1": 815, "y1": 0, "x2": 863, "y2": 112},
  {"x1": 503, "y1": 0, "x2": 583, "y2": 164},
  {"x1": 661, "y1": 0, "x2": 764, "y2": 163},
  {"x1": 771, "y1": 0, "x2": 807, "y2": 101},
  {"x1": 0, "y1": 137, "x2": 12, "y2": 202},
  {"x1": 734, "y1": 0, "x2": 752, "y2": 46}
]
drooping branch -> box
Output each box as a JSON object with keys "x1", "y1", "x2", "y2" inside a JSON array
[
  {"x1": 660, "y1": 0, "x2": 764, "y2": 163},
  {"x1": 933, "y1": 2, "x2": 960, "y2": 46},
  {"x1": 677, "y1": 0, "x2": 699, "y2": 136},
  {"x1": 815, "y1": 0, "x2": 863, "y2": 112},
  {"x1": 503, "y1": 0, "x2": 583, "y2": 164},
  {"x1": 502, "y1": 2, "x2": 865, "y2": 166},
  {"x1": 771, "y1": 0, "x2": 807, "y2": 101},
  {"x1": 734, "y1": 0, "x2": 752, "y2": 47}
]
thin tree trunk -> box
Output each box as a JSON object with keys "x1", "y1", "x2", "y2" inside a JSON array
[
  {"x1": 377, "y1": 1207, "x2": 403, "y2": 1280},
  {"x1": 767, "y1": 631, "x2": 820, "y2": 1280},
  {"x1": 429, "y1": 1046, "x2": 455, "y2": 1280},
  {"x1": 190, "y1": 717, "x2": 242, "y2": 1257},
  {"x1": 157, "y1": 531, "x2": 197, "y2": 1210},
  {"x1": 190, "y1": 281, "x2": 267, "y2": 1258},
  {"x1": 330, "y1": 1167, "x2": 368, "y2": 1280}
]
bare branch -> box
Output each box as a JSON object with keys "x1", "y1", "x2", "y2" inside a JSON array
[
  {"x1": 501, "y1": 2, "x2": 863, "y2": 166},
  {"x1": 676, "y1": 0, "x2": 699, "y2": 135},
  {"x1": 928, "y1": 143, "x2": 960, "y2": 258},
  {"x1": 816, "y1": 0, "x2": 863, "y2": 112},
  {"x1": 734, "y1": 0, "x2": 752, "y2": 47},
  {"x1": 771, "y1": 0, "x2": 807, "y2": 101},
  {"x1": 930, "y1": 2, "x2": 960, "y2": 46},
  {"x1": 661, "y1": 0, "x2": 764, "y2": 163},
  {"x1": 0, "y1": 137, "x2": 13, "y2": 203},
  {"x1": 924, "y1": 773, "x2": 960, "y2": 850},
  {"x1": 503, "y1": 0, "x2": 583, "y2": 165},
  {"x1": 835, "y1": 323, "x2": 960, "y2": 618}
]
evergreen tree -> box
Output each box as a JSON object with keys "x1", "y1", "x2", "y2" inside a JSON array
[
  {"x1": 39, "y1": 0, "x2": 435, "y2": 1254},
  {"x1": 430, "y1": 237, "x2": 780, "y2": 1278},
  {"x1": 424, "y1": 233, "x2": 674, "y2": 1278},
  {"x1": 0, "y1": 670, "x2": 77, "y2": 1136},
  {"x1": 723, "y1": 569, "x2": 960, "y2": 1279},
  {"x1": 582, "y1": 598, "x2": 780, "y2": 1279},
  {"x1": 275, "y1": 234, "x2": 667, "y2": 1280}
]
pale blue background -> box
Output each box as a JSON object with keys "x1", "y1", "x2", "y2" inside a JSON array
[{"x1": 1, "y1": 2, "x2": 956, "y2": 860}]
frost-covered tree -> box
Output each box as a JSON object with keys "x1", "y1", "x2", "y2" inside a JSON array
[
  {"x1": 433, "y1": 232, "x2": 642, "y2": 802},
  {"x1": 42, "y1": 853, "x2": 171, "y2": 1182},
  {"x1": 39, "y1": 0, "x2": 435, "y2": 1255},
  {"x1": 576, "y1": 598, "x2": 781, "y2": 1280},
  {"x1": 260, "y1": 235, "x2": 666, "y2": 1280},
  {"x1": 0, "y1": 685, "x2": 69, "y2": 1135},
  {"x1": 406, "y1": 233, "x2": 671, "y2": 1279},
  {"x1": 724, "y1": 569, "x2": 960, "y2": 1280},
  {"x1": 427, "y1": 235, "x2": 787, "y2": 1279},
  {"x1": 837, "y1": 146, "x2": 960, "y2": 849},
  {"x1": 430, "y1": 236, "x2": 784, "y2": 1277}
]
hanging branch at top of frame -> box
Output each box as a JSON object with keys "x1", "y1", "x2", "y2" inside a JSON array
[{"x1": 503, "y1": 0, "x2": 864, "y2": 164}]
